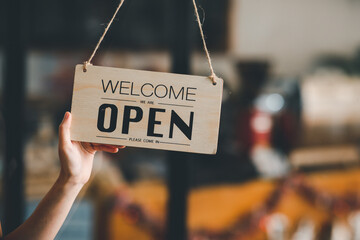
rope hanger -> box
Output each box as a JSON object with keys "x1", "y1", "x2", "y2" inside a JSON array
[{"x1": 83, "y1": 0, "x2": 220, "y2": 85}]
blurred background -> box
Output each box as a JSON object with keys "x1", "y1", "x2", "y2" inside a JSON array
[{"x1": 1, "y1": 0, "x2": 360, "y2": 239}]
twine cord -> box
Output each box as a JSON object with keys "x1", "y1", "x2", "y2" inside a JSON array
[
  {"x1": 192, "y1": 0, "x2": 218, "y2": 85},
  {"x1": 84, "y1": 0, "x2": 125, "y2": 71},
  {"x1": 84, "y1": 0, "x2": 219, "y2": 85}
]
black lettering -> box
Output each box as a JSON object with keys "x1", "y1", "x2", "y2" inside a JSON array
[
  {"x1": 169, "y1": 86, "x2": 185, "y2": 100},
  {"x1": 122, "y1": 106, "x2": 143, "y2": 134},
  {"x1": 154, "y1": 84, "x2": 168, "y2": 98},
  {"x1": 119, "y1": 81, "x2": 130, "y2": 95},
  {"x1": 102, "y1": 80, "x2": 119, "y2": 94},
  {"x1": 97, "y1": 104, "x2": 118, "y2": 132},
  {"x1": 147, "y1": 108, "x2": 165, "y2": 137},
  {"x1": 141, "y1": 83, "x2": 154, "y2": 97},
  {"x1": 186, "y1": 87, "x2": 197, "y2": 101},
  {"x1": 130, "y1": 82, "x2": 140, "y2": 96},
  {"x1": 169, "y1": 111, "x2": 194, "y2": 140}
]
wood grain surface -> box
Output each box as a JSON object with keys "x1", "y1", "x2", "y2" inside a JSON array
[{"x1": 70, "y1": 65, "x2": 223, "y2": 154}]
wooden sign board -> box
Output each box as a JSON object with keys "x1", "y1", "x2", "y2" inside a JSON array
[{"x1": 70, "y1": 65, "x2": 223, "y2": 154}]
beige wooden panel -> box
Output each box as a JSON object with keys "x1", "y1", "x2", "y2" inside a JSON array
[{"x1": 70, "y1": 64, "x2": 223, "y2": 154}]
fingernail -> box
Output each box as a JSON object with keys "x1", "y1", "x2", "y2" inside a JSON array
[{"x1": 65, "y1": 112, "x2": 70, "y2": 119}]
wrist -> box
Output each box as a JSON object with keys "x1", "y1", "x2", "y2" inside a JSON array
[
  {"x1": 52, "y1": 177, "x2": 83, "y2": 202},
  {"x1": 56, "y1": 171, "x2": 85, "y2": 191}
]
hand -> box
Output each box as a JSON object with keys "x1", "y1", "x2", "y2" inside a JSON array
[{"x1": 58, "y1": 112, "x2": 124, "y2": 185}]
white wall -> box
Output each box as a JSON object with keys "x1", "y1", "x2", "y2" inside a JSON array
[{"x1": 230, "y1": 0, "x2": 360, "y2": 75}]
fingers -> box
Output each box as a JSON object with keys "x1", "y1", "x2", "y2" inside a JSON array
[
  {"x1": 92, "y1": 143, "x2": 125, "y2": 149},
  {"x1": 92, "y1": 143, "x2": 126, "y2": 149},
  {"x1": 59, "y1": 112, "x2": 72, "y2": 147},
  {"x1": 93, "y1": 145, "x2": 119, "y2": 153},
  {"x1": 90, "y1": 143, "x2": 126, "y2": 153}
]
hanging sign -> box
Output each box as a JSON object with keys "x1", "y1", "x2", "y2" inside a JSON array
[{"x1": 70, "y1": 64, "x2": 223, "y2": 154}]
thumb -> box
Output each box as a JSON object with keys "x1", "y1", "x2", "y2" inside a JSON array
[{"x1": 59, "y1": 112, "x2": 72, "y2": 147}]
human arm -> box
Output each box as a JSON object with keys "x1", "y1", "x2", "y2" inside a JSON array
[{"x1": 4, "y1": 112, "x2": 124, "y2": 240}]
